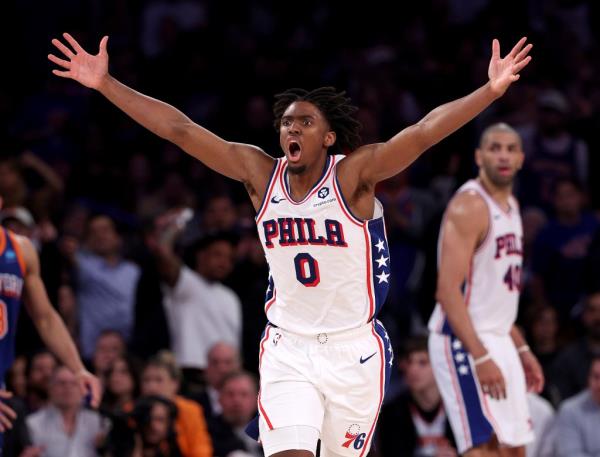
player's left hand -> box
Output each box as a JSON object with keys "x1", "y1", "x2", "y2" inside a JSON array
[
  {"x1": 76, "y1": 369, "x2": 102, "y2": 408},
  {"x1": 520, "y1": 350, "x2": 545, "y2": 393},
  {"x1": 488, "y1": 37, "x2": 533, "y2": 97},
  {"x1": 0, "y1": 390, "x2": 17, "y2": 432}
]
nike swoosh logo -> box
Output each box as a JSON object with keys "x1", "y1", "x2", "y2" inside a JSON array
[
  {"x1": 360, "y1": 352, "x2": 377, "y2": 364},
  {"x1": 271, "y1": 196, "x2": 286, "y2": 204}
]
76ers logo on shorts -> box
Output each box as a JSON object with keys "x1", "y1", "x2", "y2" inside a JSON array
[{"x1": 342, "y1": 424, "x2": 366, "y2": 450}]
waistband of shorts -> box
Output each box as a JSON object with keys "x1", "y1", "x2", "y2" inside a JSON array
[{"x1": 267, "y1": 321, "x2": 378, "y2": 344}]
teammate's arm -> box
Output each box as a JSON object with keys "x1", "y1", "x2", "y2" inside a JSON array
[
  {"x1": 18, "y1": 236, "x2": 102, "y2": 407},
  {"x1": 510, "y1": 325, "x2": 545, "y2": 393},
  {"x1": 435, "y1": 191, "x2": 506, "y2": 400},
  {"x1": 48, "y1": 34, "x2": 274, "y2": 208},
  {"x1": 340, "y1": 38, "x2": 532, "y2": 189}
]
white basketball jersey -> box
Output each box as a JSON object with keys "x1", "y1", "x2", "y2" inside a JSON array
[
  {"x1": 428, "y1": 179, "x2": 523, "y2": 336},
  {"x1": 255, "y1": 154, "x2": 390, "y2": 335}
]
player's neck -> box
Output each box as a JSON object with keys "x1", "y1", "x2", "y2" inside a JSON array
[
  {"x1": 287, "y1": 154, "x2": 328, "y2": 201},
  {"x1": 477, "y1": 175, "x2": 513, "y2": 210}
]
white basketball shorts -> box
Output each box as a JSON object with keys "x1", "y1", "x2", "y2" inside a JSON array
[
  {"x1": 257, "y1": 320, "x2": 393, "y2": 456},
  {"x1": 428, "y1": 332, "x2": 534, "y2": 454}
]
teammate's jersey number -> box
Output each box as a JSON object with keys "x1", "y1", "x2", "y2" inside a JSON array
[
  {"x1": 0, "y1": 300, "x2": 8, "y2": 339},
  {"x1": 503, "y1": 264, "x2": 522, "y2": 292},
  {"x1": 294, "y1": 253, "x2": 320, "y2": 287}
]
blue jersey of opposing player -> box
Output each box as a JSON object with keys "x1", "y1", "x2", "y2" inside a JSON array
[{"x1": 0, "y1": 228, "x2": 25, "y2": 381}]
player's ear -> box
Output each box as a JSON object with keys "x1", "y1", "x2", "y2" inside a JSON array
[
  {"x1": 324, "y1": 131, "x2": 336, "y2": 148},
  {"x1": 474, "y1": 148, "x2": 483, "y2": 167}
]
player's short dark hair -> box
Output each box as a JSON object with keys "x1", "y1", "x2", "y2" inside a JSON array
[
  {"x1": 479, "y1": 122, "x2": 522, "y2": 148},
  {"x1": 273, "y1": 87, "x2": 362, "y2": 154}
]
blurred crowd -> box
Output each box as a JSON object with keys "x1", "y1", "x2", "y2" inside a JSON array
[{"x1": 1, "y1": 0, "x2": 600, "y2": 456}]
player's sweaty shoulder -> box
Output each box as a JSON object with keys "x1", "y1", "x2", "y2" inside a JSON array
[{"x1": 445, "y1": 190, "x2": 489, "y2": 236}]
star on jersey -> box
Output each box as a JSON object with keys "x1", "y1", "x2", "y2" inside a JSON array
[
  {"x1": 454, "y1": 352, "x2": 466, "y2": 363},
  {"x1": 452, "y1": 339, "x2": 463, "y2": 351},
  {"x1": 376, "y1": 271, "x2": 390, "y2": 284},
  {"x1": 458, "y1": 364, "x2": 470, "y2": 376},
  {"x1": 375, "y1": 255, "x2": 389, "y2": 268},
  {"x1": 375, "y1": 238, "x2": 386, "y2": 252}
]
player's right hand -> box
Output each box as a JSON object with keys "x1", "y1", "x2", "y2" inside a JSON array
[
  {"x1": 475, "y1": 358, "x2": 506, "y2": 400},
  {"x1": 0, "y1": 390, "x2": 17, "y2": 431},
  {"x1": 48, "y1": 33, "x2": 109, "y2": 90}
]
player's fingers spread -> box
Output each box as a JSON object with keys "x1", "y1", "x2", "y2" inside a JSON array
[
  {"x1": 509, "y1": 37, "x2": 527, "y2": 58},
  {"x1": 51, "y1": 39, "x2": 74, "y2": 58},
  {"x1": 52, "y1": 69, "x2": 71, "y2": 78},
  {"x1": 515, "y1": 44, "x2": 533, "y2": 62},
  {"x1": 99, "y1": 36, "x2": 109, "y2": 55},
  {"x1": 492, "y1": 39, "x2": 500, "y2": 58},
  {"x1": 63, "y1": 33, "x2": 84, "y2": 53},
  {"x1": 48, "y1": 54, "x2": 71, "y2": 69}
]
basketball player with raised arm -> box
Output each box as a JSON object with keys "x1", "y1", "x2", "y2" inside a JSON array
[
  {"x1": 49, "y1": 33, "x2": 532, "y2": 457},
  {"x1": 428, "y1": 123, "x2": 544, "y2": 457}
]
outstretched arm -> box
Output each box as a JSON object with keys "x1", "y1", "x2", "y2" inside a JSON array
[
  {"x1": 18, "y1": 235, "x2": 102, "y2": 407},
  {"x1": 340, "y1": 38, "x2": 532, "y2": 188},
  {"x1": 436, "y1": 191, "x2": 506, "y2": 400},
  {"x1": 48, "y1": 34, "x2": 274, "y2": 207}
]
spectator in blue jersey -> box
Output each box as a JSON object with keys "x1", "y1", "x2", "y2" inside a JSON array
[{"x1": 0, "y1": 196, "x2": 101, "y2": 438}]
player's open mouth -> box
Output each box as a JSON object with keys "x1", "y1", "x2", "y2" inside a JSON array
[
  {"x1": 497, "y1": 166, "x2": 511, "y2": 175},
  {"x1": 287, "y1": 141, "x2": 302, "y2": 162}
]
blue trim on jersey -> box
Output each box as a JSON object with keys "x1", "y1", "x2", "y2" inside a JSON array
[
  {"x1": 367, "y1": 219, "x2": 390, "y2": 318},
  {"x1": 264, "y1": 274, "x2": 275, "y2": 304},
  {"x1": 0, "y1": 228, "x2": 24, "y2": 381},
  {"x1": 374, "y1": 320, "x2": 393, "y2": 394},
  {"x1": 254, "y1": 159, "x2": 280, "y2": 221},
  {"x1": 449, "y1": 335, "x2": 494, "y2": 447},
  {"x1": 283, "y1": 155, "x2": 331, "y2": 203}
]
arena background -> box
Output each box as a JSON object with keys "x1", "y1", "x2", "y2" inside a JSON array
[{"x1": 0, "y1": 1, "x2": 599, "y2": 456}]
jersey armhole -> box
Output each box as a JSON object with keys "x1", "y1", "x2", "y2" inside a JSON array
[
  {"x1": 255, "y1": 159, "x2": 282, "y2": 223},
  {"x1": 7, "y1": 231, "x2": 27, "y2": 276},
  {"x1": 456, "y1": 189, "x2": 492, "y2": 254}
]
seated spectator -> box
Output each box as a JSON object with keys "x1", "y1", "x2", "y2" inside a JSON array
[
  {"x1": 377, "y1": 335, "x2": 456, "y2": 457},
  {"x1": 209, "y1": 371, "x2": 261, "y2": 457},
  {"x1": 132, "y1": 396, "x2": 182, "y2": 457},
  {"x1": 24, "y1": 365, "x2": 105, "y2": 457},
  {"x1": 555, "y1": 355, "x2": 600, "y2": 456},
  {"x1": 526, "y1": 393, "x2": 555, "y2": 457},
  {"x1": 25, "y1": 350, "x2": 57, "y2": 413},
  {"x1": 101, "y1": 355, "x2": 141, "y2": 416},
  {"x1": 141, "y1": 351, "x2": 212, "y2": 457},
  {"x1": 92, "y1": 330, "x2": 127, "y2": 384},
  {"x1": 525, "y1": 305, "x2": 562, "y2": 404},
  {"x1": 551, "y1": 292, "x2": 600, "y2": 402},
  {"x1": 194, "y1": 342, "x2": 241, "y2": 422}
]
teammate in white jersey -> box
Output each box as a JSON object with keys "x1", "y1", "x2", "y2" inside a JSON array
[
  {"x1": 48, "y1": 32, "x2": 532, "y2": 457},
  {"x1": 428, "y1": 123, "x2": 544, "y2": 457}
]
